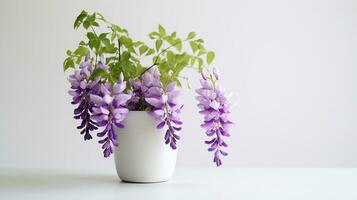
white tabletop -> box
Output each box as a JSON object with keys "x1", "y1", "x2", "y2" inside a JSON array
[{"x1": 0, "y1": 168, "x2": 356, "y2": 200}]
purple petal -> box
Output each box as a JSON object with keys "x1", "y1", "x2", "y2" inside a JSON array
[
  {"x1": 171, "y1": 119, "x2": 183, "y2": 125},
  {"x1": 147, "y1": 87, "x2": 163, "y2": 97},
  {"x1": 168, "y1": 90, "x2": 180, "y2": 104},
  {"x1": 113, "y1": 82, "x2": 126, "y2": 94},
  {"x1": 170, "y1": 141, "x2": 177, "y2": 149},
  {"x1": 206, "y1": 129, "x2": 215, "y2": 136},
  {"x1": 205, "y1": 138, "x2": 216, "y2": 144},
  {"x1": 114, "y1": 122, "x2": 124, "y2": 128},
  {"x1": 156, "y1": 121, "x2": 166, "y2": 129},
  {"x1": 145, "y1": 97, "x2": 163, "y2": 107},
  {"x1": 164, "y1": 130, "x2": 170, "y2": 141},
  {"x1": 97, "y1": 127, "x2": 108, "y2": 137},
  {"x1": 200, "y1": 122, "x2": 215, "y2": 130},
  {"x1": 90, "y1": 95, "x2": 104, "y2": 105},
  {"x1": 172, "y1": 133, "x2": 180, "y2": 140},
  {"x1": 99, "y1": 106, "x2": 110, "y2": 115},
  {"x1": 103, "y1": 95, "x2": 113, "y2": 104},
  {"x1": 166, "y1": 82, "x2": 176, "y2": 92},
  {"x1": 114, "y1": 94, "x2": 132, "y2": 105},
  {"x1": 68, "y1": 90, "x2": 80, "y2": 97},
  {"x1": 220, "y1": 150, "x2": 228, "y2": 156}
]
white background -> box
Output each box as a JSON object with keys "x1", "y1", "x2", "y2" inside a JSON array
[{"x1": 0, "y1": 0, "x2": 356, "y2": 170}]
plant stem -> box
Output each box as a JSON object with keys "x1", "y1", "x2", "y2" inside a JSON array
[
  {"x1": 117, "y1": 39, "x2": 121, "y2": 61},
  {"x1": 90, "y1": 26, "x2": 98, "y2": 37}
]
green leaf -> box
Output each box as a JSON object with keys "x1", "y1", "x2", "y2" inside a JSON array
[
  {"x1": 87, "y1": 32, "x2": 96, "y2": 40},
  {"x1": 63, "y1": 57, "x2": 75, "y2": 71},
  {"x1": 155, "y1": 39, "x2": 163, "y2": 52},
  {"x1": 88, "y1": 39, "x2": 100, "y2": 50},
  {"x1": 133, "y1": 41, "x2": 143, "y2": 47},
  {"x1": 110, "y1": 32, "x2": 116, "y2": 42},
  {"x1": 103, "y1": 44, "x2": 117, "y2": 53},
  {"x1": 206, "y1": 51, "x2": 215, "y2": 65},
  {"x1": 83, "y1": 20, "x2": 90, "y2": 29},
  {"x1": 98, "y1": 33, "x2": 109, "y2": 40},
  {"x1": 198, "y1": 57, "x2": 204, "y2": 72},
  {"x1": 190, "y1": 56, "x2": 197, "y2": 66},
  {"x1": 158, "y1": 24, "x2": 166, "y2": 36},
  {"x1": 153, "y1": 56, "x2": 161, "y2": 64},
  {"x1": 91, "y1": 22, "x2": 99, "y2": 27},
  {"x1": 90, "y1": 68, "x2": 108, "y2": 80},
  {"x1": 165, "y1": 36, "x2": 175, "y2": 46},
  {"x1": 66, "y1": 50, "x2": 72, "y2": 56},
  {"x1": 88, "y1": 13, "x2": 96, "y2": 23},
  {"x1": 73, "y1": 46, "x2": 89, "y2": 56},
  {"x1": 187, "y1": 32, "x2": 196, "y2": 39},
  {"x1": 145, "y1": 48, "x2": 155, "y2": 56},
  {"x1": 101, "y1": 38, "x2": 110, "y2": 47},
  {"x1": 174, "y1": 39, "x2": 182, "y2": 51},
  {"x1": 198, "y1": 48, "x2": 206, "y2": 56},
  {"x1": 119, "y1": 36, "x2": 133, "y2": 48},
  {"x1": 196, "y1": 39, "x2": 204, "y2": 43},
  {"x1": 112, "y1": 24, "x2": 123, "y2": 33},
  {"x1": 122, "y1": 51, "x2": 131, "y2": 61},
  {"x1": 75, "y1": 56, "x2": 82, "y2": 64},
  {"x1": 175, "y1": 79, "x2": 182, "y2": 87},
  {"x1": 149, "y1": 32, "x2": 160, "y2": 39},
  {"x1": 74, "y1": 10, "x2": 87, "y2": 29},
  {"x1": 190, "y1": 41, "x2": 198, "y2": 53},
  {"x1": 139, "y1": 45, "x2": 149, "y2": 55},
  {"x1": 166, "y1": 51, "x2": 175, "y2": 64}
]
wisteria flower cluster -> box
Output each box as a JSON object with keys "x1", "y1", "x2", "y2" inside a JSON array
[
  {"x1": 63, "y1": 10, "x2": 234, "y2": 166},
  {"x1": 196, "y1": 69, "x2": 233, "y2": 166}
]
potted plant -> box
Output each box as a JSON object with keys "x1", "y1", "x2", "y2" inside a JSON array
[{"x1": 64, "y1": 10, "x2": 233, "y2": 182}]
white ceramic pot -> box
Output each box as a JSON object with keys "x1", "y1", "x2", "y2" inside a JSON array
[{"x1": 114, "y1": 111, "x2": 177, "y2": 183}]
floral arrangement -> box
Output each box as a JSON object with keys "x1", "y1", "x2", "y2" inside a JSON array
[{"x1": 64, "y1": 10, "x2": 233, "y2": 166}]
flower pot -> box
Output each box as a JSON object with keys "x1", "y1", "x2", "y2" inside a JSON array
[{"x1": 114, "y1": 111, "x2": 177, "y2": 183}]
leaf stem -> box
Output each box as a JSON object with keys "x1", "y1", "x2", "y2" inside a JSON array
[
  {"x1": 118, "y1": 39, "x2": 121, "y2": 61},
  {"x1": 90, "y1": 26, "x2": 98, "y2": 38}
]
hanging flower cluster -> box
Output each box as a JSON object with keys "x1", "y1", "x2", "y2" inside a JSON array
[
  {"x1": 68, "y1": 54, "x2": 99, "y2": 141},
  {"x1": 144, "y1": 70, "x2": 183, "y2": 149},
  {"x1": 90, "y1": 72, "x2": 131, "y2": 157},
  {"x1": 127, "y1": 68, "x2": 183, "y2": 149},
  {"x1": 196, "y1": 69, "x2": 233, "y2": 166},
  {"x1": 64, "y1": 10, "x2": 234, "y2": 166}
]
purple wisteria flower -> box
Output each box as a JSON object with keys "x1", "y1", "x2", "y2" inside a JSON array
[
  {"x1": 126, "y1": 67, "x2": 161, "y2": 110},
  {"x1": 68, "y1": 53, "x2": 99, "y2": 141},
  {"x1": 90, "y1": 73, "x2": 131, "y2": 157},
  {"x1": 140, "y1": 68, "x2": 183, "y2": 149},
  {"x1": 126, "y1": 79, "x2": 143, "y2": 110},
  {"x1": 196, "y1": 69, "x2": 233, "y2": 166}
]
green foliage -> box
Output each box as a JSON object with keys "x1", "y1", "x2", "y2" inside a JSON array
[
  {"x1": 206, "y1": 51, "x2": 215, "y2": 65},
  {"x1": 73, "y1": 46, "x2": 89, "y2": 56},
  {"x1": 158, "y1": 24, "x2": 166, "y2": 36},
  {"x1": 63, "y1": 57, "x2": 75, "y2": 71},
  {"x1": 90, "y1": 68, "x2": 109, "y2": 80},
  {"x1": 187, "y1": 32, "x2": 196, "y2": 39},
  {"x1": 74, "y1": 10, "x2": 87, "y2": 29},
  {"x1": 64, "y1": 10, "x2": 217, "y2": 89},
  {"x1": 155, "y1": 39, "x2": 163, "y2": 52}
]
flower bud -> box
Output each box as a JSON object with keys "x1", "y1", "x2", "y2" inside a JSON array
[
  {"x1": 119, "y1": 72, "x2": 124, "y2": 83},
  {"x1": 85, "y1": 51, "x2": 91, "y2": 62},
  {"x1": 213, "y1": 68, "x2": 219, "y2": 80}
]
